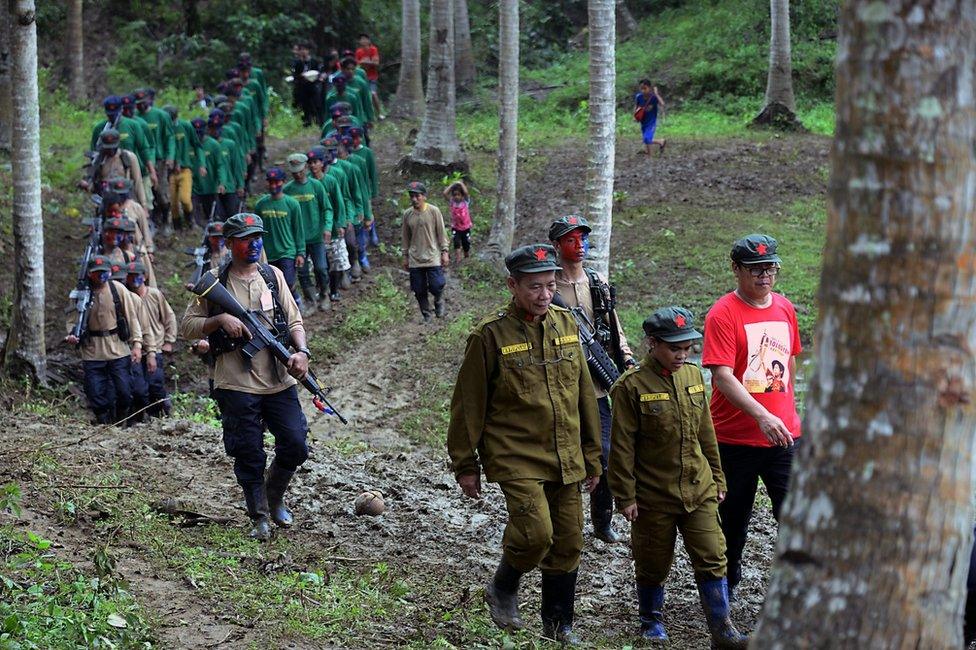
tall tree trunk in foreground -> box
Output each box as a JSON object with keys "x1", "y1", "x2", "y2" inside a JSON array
[
  {"x1": 584, "y1": 0, "x2": 615, "y2": 279},
  {"x1": 754, "y1": 0, "x2": 800, "y2": 128},
  {"x1": 615, "y1": 0, "x2": 638, "y2": 41},
  {"x1": 5, "y1": 0, "x2": 47, "y2": 383},
  {"x1": 453, "y1": 0, "x2": 476, "y2": 92},
  {"x1": 0, "y1": 6, "x2": 12, "y2": 153},
  {"x1": 393, "y1": 0, "x2": 424, "y2": 120},
  {"x1": 752, "y1": 2, "x2": 976, "y2": 647},
  {"x1": 405, "y1": 0, "x2": 466, "y2": 171},
  {"x1": 481, "y1": 0, "x2": 518, "y2": 268},
  {"x1": 66, "y1": 0, "x2": 85, "y2": 103}
]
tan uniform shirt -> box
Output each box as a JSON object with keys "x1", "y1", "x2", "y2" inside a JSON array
[
  {"x1": 139, "y1": 286, "x2": 177, "y2": 353},
  {"x1": 98, "y1": 151, "x2": 148, "y2": 208},
  {"x1": 123, "y1": 199, "x2": 155, "y2": 254},
  {"x1": 134, "y1": 294, "x2": 157, "y2": 354},
  {"x1": 179, "y1": 264, "x2": 304, "y2": 394},
  {"x1": 447, "y1": 299, "x2": 603, "y2": 484},
  {"x1": 66, "y1": 280, "x2": 143, "y2": 361},
  {"x1": 401, "y1": 204, "x2": 449, "y2": 268},
  {"x1": 554, "y1": 270, "x2": 633, "y2": 398},
  {"x1": 608, "y1": 356, "x2": 726, "y2": 513}
]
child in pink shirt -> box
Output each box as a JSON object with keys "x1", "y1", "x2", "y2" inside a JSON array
[{"x1": 443, "y1": 181, "x2": 472, "y2": 263}]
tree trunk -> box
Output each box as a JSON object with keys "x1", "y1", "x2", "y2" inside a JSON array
[
  {"x1": 4, "y1": 0, "x2": 46, "y2": 383},
  {"x1": 453, "y1": 0, "x2": 476, "y2": 92},
  {"x1": 754, "y1": 0, "x2": 800, "y2": 128},
  {"x1": 480, "y1": 0, "x2": 518, "y2": 269},
  {"x1": 183, "y1": 0, "x2": 200, "y2": 36},
  {"x1": 66, "y1": 0, "x2": 84, "y2": 103},
  {"x1": 584, "y1": 0, "x2": 615, "y2": 279},
  {"x1": 0, "y1": 6, "x2": 12, "y2": 153},
  {"x1": 393, "y1": 0, "x2": 425, "y2": 120},
  {"x1": 403, "y1": 0, "x2": 466, "y2": 172},
  {"x1": 752, "y1": 2, "x2": 976, "y2": 647},
  {"x1": 615, "y1": 0, "x2": 638, "y2": 41}
]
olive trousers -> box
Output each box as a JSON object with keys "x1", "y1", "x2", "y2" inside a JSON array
[
  {"x1": 499, "y1": 478, "x2": 584, "y2": 575},
  {"x1": 631, "y1": 496, "x2": 727, "y2": 587}
]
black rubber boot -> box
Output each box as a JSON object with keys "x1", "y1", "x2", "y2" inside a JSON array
[
  {"x1": 242, "y1": 483, "x2": 272, "y2": 541},
  {"x1": 265, "y1": 460, "x2": 295, "y2": 528},
  {"x1": 484, "y1": 560, "x2": 523, "y2": 631},
  {"x1": 541, "y1": 569, "x2": 581, "y2": 645},
  {"x1": 417, "y1": 295, "x2": 432, "y2": 323},
  {"x1": 590, "y1": 479, "x2": 621, "y2": 543},
  {"x1": 433, "y1": 293, "x2": 445, "y2": 318}
]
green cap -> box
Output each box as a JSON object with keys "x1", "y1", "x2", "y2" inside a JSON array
[
  {"x1": 286, "y1": 152, "x2": 308, "y2": 172},
  {"x1": 642, "y1": 306, "x2": 701, "y2": 343},
  {"x1": 406, "y1": 180, "x2": 427, "y2": 195},
  {"x1": 98, "y1": 129, "x2": 121, "y2": 150},
  {"x1": 548, "y1": 215, "x2": 591, "y2": 241},
  {"x1": 109, "y1": 260, "x2": 127, "y2": 281},
  {"x1": 105, "y1": 216, "x2": 136, "y2": 233},
  {"x1": 730, "y1": 234, "x2": 781, "y2": 265},
  {"x1": 87, "y1": 255, "x2": 112, "y2": 273},
  {"x1": 125, "y1": 260, "x2": 146, "y2": 276},
  {"x1": 223, "y1": 212, "x2": 265, "y2": 238},
  {"x1": 205, "y1": 221, "x2": 224, "y2": 237},
  {"x1": 505, "y1": 244, "x2": 562, "y2": 275}
]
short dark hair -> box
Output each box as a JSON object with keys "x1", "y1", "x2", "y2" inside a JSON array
[
  {"x1": 358, "y1": 32, "x2": 370, "y2": 40},
  {"x1": 342, "y1": 57, "x2": 356, "y2": 68},
  {"x1": 771, "y1": 360, "x2": 785, "y2": 373},
  {"x1": 639, "y1": 78, "x2": 652, "y2": 87}
]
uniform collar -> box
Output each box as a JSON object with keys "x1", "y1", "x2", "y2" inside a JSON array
[
  {"x1": 645, "y1": 355, "x2": 674, "y2": 378},
  {"x1": 508, "y1": 299, "x2": 545, "y2": 323}
]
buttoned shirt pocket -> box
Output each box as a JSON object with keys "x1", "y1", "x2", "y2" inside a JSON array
[
  {"x1": 499, "y1": 350, "x2": 543, "y2": 395},
  {"x1": 687, "y1": 383, "x2": 706, "y2": 412},
  {"x1": 639, "y1": 395, "x2": 676, "y2": 436}
]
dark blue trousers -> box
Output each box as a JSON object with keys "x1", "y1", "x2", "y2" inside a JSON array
[
  {"x1": 130, "y1": 358, "x2": 149, "y2": 419},
  {"x1": 83, "y1": 357, "x2": 132, "y2": 424},
  {"x1": 271, "y1": 257, "x2": 300, "y2": 303},
  {"x1": 146, "y1": 352, "x2": 170, "y2": 416},
  {"x1": 212, "y1": 385, "x2": 309, "y2": 488},
  {"x1": 589, "y1": 396, "x2": 614, "y2": 525}
]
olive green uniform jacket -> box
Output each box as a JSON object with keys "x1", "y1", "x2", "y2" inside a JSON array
[
  {"x1": 447, "y1": 300, "x2": 603, "y2": 485},
  {"x1": 608, "y1": 357, "x2": 726, "y2": 514}
]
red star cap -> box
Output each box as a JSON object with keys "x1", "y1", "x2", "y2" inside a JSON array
[
  {"x1": 674, "y1": 314, "x2": 686, "y2": 327},
  {"x1": 534, "y1": 248, "x2": 548, "y2": 261},
  {"x1": 756, "y1": 243, "x2": 768, "y2": 255}
]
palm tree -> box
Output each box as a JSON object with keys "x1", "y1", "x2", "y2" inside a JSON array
[
  {"x1": 4, "y1": 0, "x2": 46, "y2": 382},
  {"x1": 754, "y1": 0, "x2": 800, "y2": 127},
  {"x1": 67, "y1": 0, "x2": 84, "y2": 103},
  {"x1": 393, "y1": 0, "x2": 424, "y2": 120},
  {"x1": 616, "y1": 0, "x2": 638, "y2": 41},
  {"x1": 752, "y1": 2, "x2": 976, "y2": 646},
  {"x1": 454, "y1": 0, "x2": 476, "y2": 91},
  {"x1": 405, "y1": 0, "x2": 466, "y2": 171},
  {"x1": 584, "y1": 0, "x2": 615, "y2": 278},
  {"x1": 481, "y1": 0, "x2": 518, "y2": 267}
]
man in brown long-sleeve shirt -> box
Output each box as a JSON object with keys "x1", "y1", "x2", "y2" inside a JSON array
[
  {"x1": 125, "y1": 261, "x2": 176, "y2": 418},
  {"x1": 65, "y1": 256, "x2": 144, "y2": 424},
  {"x1": 401, "y1": 181, "x2": 449, "y2": 322}
]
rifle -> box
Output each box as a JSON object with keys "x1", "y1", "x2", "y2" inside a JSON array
[
  {"x1": 185, "y1": 201, "x2": 217, "y2": 288},
  {"x1": 190, "y1": 270, "x2": 347, "y2": 424},
  {"x1": 552, "y1": 293, "x2": 620, "y2": 392},
  {"x1": 68, "y1": 195, "x2": 105, "y2": 344}
]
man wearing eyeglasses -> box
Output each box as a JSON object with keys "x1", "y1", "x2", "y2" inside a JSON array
[
  {"x1": 447, "y1": 244, "x2": 603, "y2": 644},
  {"x1": 701, "y1": 234, "x2": 802, "y2": 601}
]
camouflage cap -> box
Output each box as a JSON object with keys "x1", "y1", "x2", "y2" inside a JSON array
[
  {"x1": 406, "y1": 181, "x2": 427, "y2": 195},
  {"x1": 642, "y1": 306, "x2": 701, "y2": 343},
  {"x1": 548, "y1": 215, "x2": 591, "y2": 241},
  {"x1": 87, "y1": 255, "x2": 112, "y2": 273},
  {"x1": 730, "y1": 233, "x2": 782, "y2": 265},
  {"x1": 223, "y1": 213, "x2": 266, "y2": 239},
  {"x1": 98, "y1": 129, "x2": 121, "y2": 150},
  {"x1": 505, "y1": 244, "x2": 562, "y2": 275}
]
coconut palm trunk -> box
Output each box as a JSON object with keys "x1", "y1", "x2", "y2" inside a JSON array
[
  {"x1": 754, "y1": 0, "x2": 800, "y2": 127},
  {"x1": 454, "y1": 0, "x2": 476, "y2": 92},
  {"x1": 393, "y1": 0, "x2": 424, "y2": 120},
  {"x1": 4, "y1": 0, "x2": 46, "y2": 382},
  {"x1": 481, "y1": 0, "x2": 518, "y2": 267},
  {"x1": 405, "y1": 0, "x2": 466, "y2": 172},
  {"x1": 67, "y1": 0, "x2": 84, "y2": 103},
  {"x1": 584, "y1": 0, "x2": 615, "y2": 279},
  {"x1": 751, "y1": 2, "x2": 976, "y2": 646}
]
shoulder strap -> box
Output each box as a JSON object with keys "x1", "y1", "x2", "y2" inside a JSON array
[
  {"x1": 107, "y1": 281, "x2": 125, "y2": 335},
  {"x1": 256, "y1": 263, "x2": 285, "y2": 326}
]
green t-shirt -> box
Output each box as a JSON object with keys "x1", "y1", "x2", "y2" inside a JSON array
[
  {"x1": 219, "y1": 124, "x2": 248, "y2": 187},
  {"x1": 90, "y1": 116, "x2": 153, "y2": 173},
  {"x1": 320, "y1": 114, "x2": 362, "y2": 139},
  {"x1": 173, "y1": 119, "x2": 201, "y2": 169},
  {"x1": 315, "y1": 171, "x2": 348, "y2": 233},
  {"x1": 193, "y1": 135, "x2": 222, "y2": 195},
  {"x1": 216, "y1": 137, "x2": 242, "y2": 192},
  {"x1": 331, "y1": 159, "x2": 365, "y2": 224},
  {"x1": 284, "y1": 177, "x2": 332, "y2": 243},
  {"x1": 254, "y1": 193, "x2": 305, "y2": 261},
  {"x1": 325, "y1": 87, "x2": 367, "y2": 124},
  {"x1": 138, "y1": 106, "x2": 174, "y2": 161},
  {"x1": 350, "y1": 145, "x2": 379, "y2": 198},
  {"x1": 341, "y1": 155, "x2": 373, "y2": 220}
]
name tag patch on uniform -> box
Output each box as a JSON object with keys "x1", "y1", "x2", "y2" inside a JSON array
[
  {"x1": 687, "y1": 384, "x2": 705, "y2": 394},
  {"x1": 640, "y1": 393, "x2": 670, "y2": 402},
  {"x1": 553, "y1": 335, "x2": 579, "y2": 346},
  {"x1": 501, "y1": 343, "x2": 532, "y2": 355},
  {"x1": 260, "y1": 290, "x2": 274, "y2": 311}
]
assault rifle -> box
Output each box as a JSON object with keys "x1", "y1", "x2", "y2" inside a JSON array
[
  {"x1": 552, "y1": 293, "x2": 621, "y2": 392},
  {"x1": 185, "y1": 201, "x2": 218, "y2": 288},
  {"x1": 68, "y1": 195, "x2": 105, "y2": 343},
  {"x1": 190, "y1": 270, "x2": 348, "y2": 424}
]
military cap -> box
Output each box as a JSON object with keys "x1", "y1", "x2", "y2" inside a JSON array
[
  {"x1": 125, "y1": 260, "x2": 147, "y2": 276},
  {"x1": 207, "y1": 108, "x2": 225, "y2": 126},
  {"x1": 335, "y1": 115, "x2": 353, "y2": 127},
  {"x1": 224, "y1": 85, "x2": 240, "y2": 98},
  {"x1": 213, "y1": 94, "x2": 229, "y2": 106},
  {"x1": 505, "y1": 244, "x2": 562, "y2": 275},
  {"x1": 338, "y1": 135, "x2": 353, "y2": 148},
  {"x1": 266, "y1": 167, "x2": 287, "y2": 182},
  {"x1": 238, "y1": 52, "x2": 253, "y2": 66},
  {"x1": 133, "y1": 88, "x2": 150, "y2": 103},
  {"x1": 98, "y1": 129, "x2": 121, "y2": 150},
  {"x1": 321, "y1": 137, "x2": 340, "y2": 151},
  {"x1": 229, "y1": 77, "x2": 244, "y2": 88},
  {"x1": 121, "y1": 94, "x2": 136, "y2": 109},
  {"x1": 162, "y1": 105, "x2": 178, "y2": 120},
  {"x1": 190, "y1": 117, "x2": 206, "y2": 132},
  {"x1": 100, "y1": 191, "x2": 123, "y2": 207},
  {"x1": 109, "y1": 261, "x2": 127, "y2": 281},
  {"x1": 337, "y1": 102, "x2": 353, "y2": 115},
  {"x1": 216, "y1": 102, "x2": 233, "y2": 113},
  {"x1": 105, "y1": 216, "x2": 136, "y2": 233},
  {"x1": 102, "y1": 95, "x2": 122, "y2": 112},
  {"x1": 406, "y1": 181, "x2": 427, "y2": 195},
  {"x1": 223, "y1": 213, "x2": 266, "y2": 239},
  {"x1": 348, "y1": 125, "x2": 363, "y2": 137},
  {"x1": 107, "y1": 177, "x2": 132, "y2": 193},
  {"x1": 306, "y1": 145, "x2": 330, "y2": 163},
  {"x1": 330, "y1": 103, "x2": 344, "y2": 117},
  {"x1": 548, "y1": 215, "x2": 591, "y2": 241},
  {"x1": 88, "y1": 256, "x2": 112, "y2": 273},
  {"x1": 226, "y1": 68, "x2": 241, "y2": 80},
  {"x1": 286, "y1": 153, "x2": 308, "y2": 173},
  {"x1": 642, "y1": 306, "x2": 701, "y2": 343},
  {"x1": 730, "y1": 233, "x2": 782, "y2": 265},
  {"x1": 205, "y1": 221, "x2": 224, "y2": 237}
]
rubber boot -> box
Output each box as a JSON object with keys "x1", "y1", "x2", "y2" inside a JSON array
[
  {"x1": 484, "y1": 560, "x2": 523, "y2": 630},
  {"x1": 541, "y1": 570, "x2": 581, "y2": 646},
  {"x1": 359, "y1": 252, "x2": 371, "y2": 274},
  {"x1": 340, "y1": 271, "x2": 352, "y2": 290},
  {"x1": 94, "y1": 409, "x2": 113, "y2": 425},
  {"x1": 590, "y1": 479, "x2": 621, "y2": 543},
  {"x1": 369, "y1": 221, "x2": 380, "y2": 247},
  {"x1": 242, "y1": 483, "x2": 272, "y2": 541},
  {"x1": 349, "y1": 255, "x2": 362, "y2": 281},
  {"x1": 637, "y1": 585, "x2": 668, "y2": 641},
  {"x1": 433, "y1": 293, "x2": 446, "y2": 318},
  {"x1": 417, "y1": 294, "x2": 432, "y2": 323},
  {"x1": 697, "y1": 578, "x2": 748, "y2": 649},
  {"x1": 298, "y1": 273, "x2": 317, "y2": 313},
  {"x1": 265, "y1": 460, "x2": 296, "y2": 528}
]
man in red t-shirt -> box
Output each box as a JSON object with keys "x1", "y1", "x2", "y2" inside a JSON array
[
  {"x1": 355, "y1": 33, "x2": 384, "y2": 120},
  {"x1": 701, "y1": 233, "x2": 802, "y2": 599}
]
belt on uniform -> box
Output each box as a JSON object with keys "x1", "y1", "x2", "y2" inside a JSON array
[{"x1": 87, "y1": 328, "x2": 119, "y2": 337}]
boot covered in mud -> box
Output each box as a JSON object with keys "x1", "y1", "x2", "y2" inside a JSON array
[
  {"x1": 590, "y1": 479, "x2": 620, "y2": 543},
  {"x1": 265, "y1": 460, "x2": 295, "y2": 528},
  {"x1": 349, "y1": 256, "x2": 362, "y2": 281},
  {"x1": 484, "y1": 559, "x2": 523, "y2": 631},
  {"x1": 697, "y1": 577, "x2": 747, "y2": 649},
  {"x1": 242, "y1": 483, "x2": 272, "y2": 541},
  {"x1": 433, "y1": 292, "x2": 445, "y2": 318},
  {"x1": 637, "y1": 584, "x2": 668, "y2": 641},
  {"x1": 541, "y1": 569, "x2": 581, "y2": 645},
  {"x1": 416, "y1": 294, "x2": 432, "y2": 322}
]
